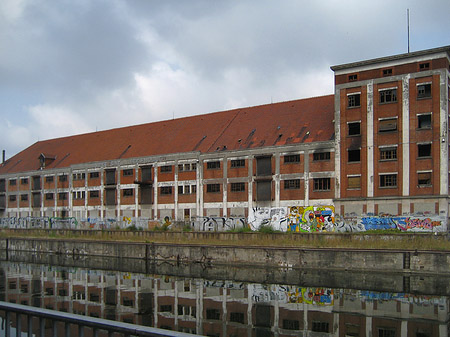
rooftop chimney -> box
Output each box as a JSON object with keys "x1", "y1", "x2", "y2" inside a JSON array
[{"x1": 2, "y1": 150, "x2": 4, "y2": 164}]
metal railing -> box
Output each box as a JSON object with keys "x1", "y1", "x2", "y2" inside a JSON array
[{"x1": 0, "y1": 301, "x2": 199, "y2": 337}]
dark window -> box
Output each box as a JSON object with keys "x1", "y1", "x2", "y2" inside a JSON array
[
  {"x1": 313, "y1": 152, "x2": 330, "y2": 161},
  {"x1": 312, "y1": 321, "x2": 329, "y2": 332},
  {"x1": 383, "y1": 68, "x2": 393, "y2": 76},
  {"x1": 379, "y1": 118, "x2": 397, "y2": 132},
  {"x1": 72, "y1": 173, "x2": 85, "y2": 181},
  {"x1": 59, "y1": 175, "x2": 67, "y2": 182},
  {"x1": 230, "y1": 312, "x2": 244, "y2": 324},
  {"x1": 418, "y1": 143, "x2": 431, "y2": 158},
  {"x1": 418, "y1": 114, "x2": 432, "y2": 129},
  {"x1": 179, "y1": 163, "x2": 195, "y2": 172},
  {"x1": 378, "y1": 328, "x2": 396, "y2": 337},
  {"x1": 160, "y1": 165, "x2": 172, "y2": 173},
  {"x1": 417, "y1": 83, "x2": 431, "y2": 99},
  {"x1": 256, "y1": 156, "x2": 272, "y2": 176},
  {"x1": 141, "y1": 166, "x2": 152, "y2": 181},
  {"x1": 380, "y1": 147, "x2": 397, "y2": 160},
  {"x1": 160, "y1": 305, "x2": 172, "y2": 313},
  {"x1": 231, "y1": 182, "x2": 245, "y2": 192},
  {"x1": 348, "y1": 149, "x2": 361, "y2": 162},
  {"x1": 379, "y1": 89, "x2": 397, "y2": 103},
  {"x1": 206, "y1": 184, "x2": 220, "y2": 193},
  {"x1": 284, "y1": 154, "x2": 300, "y2": 164},
  {"x1": 348, "y1": 122, "x2": 361, "y2": 136},
  {"x1": 9, "y1": 179, "x2": 16, "y2": 186},
  {"x1": 45, "y1": 176, "x2": 54, "y2": 183},
  {"x1": 283, "y1": 319, "x2": 300, "y2": 330},
  {"x1": 122, "y1": 169, "x2": 133, "y2": 176},
  {"x1": 348, "y1": 93, "x2": 361, "y2": 107},
  {"x1": 58, "y1": 193, "x2": 67, "y2": 200},
  {"x1": 122, "y1": 189, "x2": 133, "y2": 197},
  {"x1": 178, "y1": 185, "x2": 184, "y2": 195},
  {"x1": 230, "y1": 159, "x2": 245, "y2": 168},
  {"x1": 207, "y1": 161, "x2": 220, "y2": 169},
  {"x1": 191, "y1": 185, "x2": 197, "y2": 194},
  {"x1": 89, "y1": 190, "x2": 99, "y2": 198},
  {"x1": 178, "y1": 164, "x2": 184, "y2": 172},
  {"x1": 206, "y1": 308, "x2": 220, "y2": 320},
  {"x1": 89, "y1": 172, "x2": 99, "y2": 179},
  {"x1": 105, "y1": 189, "x2": 115, "y2": 205},
  {"x1": 419, "y1": 62, "x2": 430, "y2": 71},
  {"x1": 0, "y1": 179, "x2": 4, "y2": 192},
  {"x1": 313, "y1": 178, "x2": 331, "y2": 191},
  {"x1": 380, "y1": 174, "x2": 397, "y2": 188},
  {"x1": 20, "y1": 194, "x2": 28, "y2": 201},
  {"x1": 418, "y1": 172, "x2": 432, "y2": 186},
  {"x1": 284, "y1": 179, "x2": 300, "y2": 189},
  {"x1": 160, "y1": 186, "x2": 172, "y2": 195},
  {"x1": 256, "y1": 181, "x2": 271, "y2": 201},
  {"x1": 21, "y1": 178, "x2": 28, "y2": 185},
  {"x1": 45, "y1": 193, "x2": 54, "y2": 200},
  {"x1": 348, "y1": 176, "x2": 361, "y2": 189},
  {"x1": 9, "y1": 195, "x2": 16, "y2": 202},
  {"x1": 105, "y1": 169, "x2": 116, "y2": 185},
  {"x1": 348, "y1": 74, "x2": 357, "y2": 81}
]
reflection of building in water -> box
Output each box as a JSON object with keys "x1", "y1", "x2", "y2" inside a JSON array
[{"x1": 1, "y1": 263, "x2": 448, "y2": 336}]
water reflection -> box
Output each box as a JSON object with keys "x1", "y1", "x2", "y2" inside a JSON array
[{"x1": 0, "y1": 256, "x2": 448, "y2": 337}]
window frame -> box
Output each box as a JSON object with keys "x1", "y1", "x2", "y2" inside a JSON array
[
  {"x1": 417, "y1": 143, "x2": 432, "y2": 158},
  {"x1": 379, "y1": 88, "x2": 398, "y2": 104},
  {"x1": 230, "y1": 182, "x2": 245, "y2": 192},
  {"x1": 379, "y1": 173, "x2": 397, "y2": 188},
  {"x1": 347, "y1": 175, "x2": 361, "y2": 190},
  {"x1": 379, "y1": 146, "x2": 397, "y2": 161},
  {"x1": 283, "y1": 154, "x2": 300, "y2": 164},
  {"x1": 230, "y1": 159, "x2": 245, "y2": 168},
  {"x1": 284, "y1": 179, "x2": 300, "y2": 190},
  {"x1": 417, "y1": 83, "x2": 431, "y2": 99},
  {"x1": 418, "y1": 171, "x2": 432, "y2": 186},
  {"x1": 348, "y1": 121, "x2": 361, "y2": 136},
  {"x1": 89, "y1": 190, "x2": 99, "y2": 198},
  {"x1": 348, "y1": 149, "x2": 361, "y2": 163},
  {"x1": 160, "y1": 186, "x2": 173, "y2": 195},
  {"x1": 206, "y1": 183, "x2": 221, "y2": 193},
  {"x1": 417, "y1": 113, "x2": 432, "y2": 129},
  {"x1": 122, "y1": 188, "x2": 134, "y2": 197},
  {"x1": 122, "y1": 169, "x2": 133, "y2": 177},
  {"x1": 347, "y1": 93, "x2": 361, "y2": 108},
  {"x1": 378, "y1": 117, "x2": 398, "y2": 133},
  {"x1": 313, "y1": 178, "x2": 331, "y2": 191},
  {"x1": 313, "y1": 152, "x2": 331, "y2": 161},
  {"x1": 206, "y1": 161, "x2": 221, "y2": 170},
  {"x1": 160, "y1": 165, "x2": 172, "y2": 173}
]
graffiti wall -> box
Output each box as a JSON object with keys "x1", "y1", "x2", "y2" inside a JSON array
[
  {"x1": 191, "y1": 216, "x2": 247, "y2": 231},
  {"x1": 0, "y1": 216, "x2": 78, "y2": 229},
  {"x1": 248, "y1": 206, "x2": 335, "y2": 232}
]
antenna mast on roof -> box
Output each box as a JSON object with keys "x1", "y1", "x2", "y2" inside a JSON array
[{"x1": 407, "y1": 8, "x2": 410, "y2": 53}]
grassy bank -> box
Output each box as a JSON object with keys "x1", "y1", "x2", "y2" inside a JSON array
[{"x1": 1, "y1": 228, "x2": 449, "y2": 251}]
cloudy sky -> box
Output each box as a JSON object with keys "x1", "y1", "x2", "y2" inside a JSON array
[{"x1": 1, "y1": 0, "x2": 449, "y2": 158}]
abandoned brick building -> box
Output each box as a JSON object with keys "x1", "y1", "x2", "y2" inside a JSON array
[{"x1": 0, "y1": 45, "x2": 449, "y2": 226}]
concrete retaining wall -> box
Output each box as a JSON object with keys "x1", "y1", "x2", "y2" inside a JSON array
[{"x1": 2, "y1": 237, "x2": 450, "y2": 275}]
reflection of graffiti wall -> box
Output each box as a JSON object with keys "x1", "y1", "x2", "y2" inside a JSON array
[
  {"x1": 248, "y1": 284, "x2": 334, "y2": 305},
  {"x1": 191, "y1": 216, "x2": 247, "y2": 231}
]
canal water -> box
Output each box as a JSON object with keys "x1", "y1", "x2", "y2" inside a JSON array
[{"x1": 0, "y1": 252, "x2": 448, "y2": 337}]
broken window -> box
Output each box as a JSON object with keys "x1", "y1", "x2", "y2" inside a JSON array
[
  {"x1": 45, "y1": 193, "x2": 54, "y2": 200},
  {"x1": 418, "y1": 113, "x2": 432, "y2": 129},
  {"x1": 231, "y1": 182, "x2": 245, "y2": 192},
  {"x1": 313, "y1": 178, "x2": 331, "y2": 191},
  {"x1": 284, "y1": 179, "x2": 300, "y2": 190},
  {"x1": 379, "y1": 89, "x2": 397, "y2": 103},
  {"x1": 230, "y1": 159, "x2": 245, "y2": 168},
  {"x1": 313, "y1": 152, "x2": 330, "y2": 161},
  {"x1": 89, "y1": 172, "x2": 99, "y2": 179},
  {"x1": 348, "y1": 122, "x2": 361, "y2": 136},
  {"x1": 122, "y1": 169, "x2": 133, "y2": 177},
  {"x1": 419, "y1": 62, "x2": 430, "y2": 71},
  {"x1": 160, "y1": 186, "x2": 172, "y2": 195},
  {"x1": 207, "y1": 161, "x2": 220, "y2": 169},
  {"x1": 105, "y1": 169, "x2": 116, "y2": 185},
  {"x1": 379, "y1": 118, "x2": 397, "y2": 132},
  {"x1": 20, "y1": 194, "x2": 28, "y2": 201},
  {"x1": 89, "y1": 191, "x2": 99, "y2": 198},
  {"x1": 382, "y1": 68, "x2": 393, "y2": 76},
  {"x1": 380, "y1": 174, "x2": 397, "y2": 188},
  {"x1": 417, "y1": 83, "x2": 431, "y2": 99},
  {"x1": 348, "y1": 149, "x2": 361, "y2": 162},
  {"x1": 418, "y1": 172, "x2": 432, "y2": 186},
  {"x1": 122, "y1": 189, "x2": 133, "y2": 197},
  {"x1": 160, "y1": 165, "x2": 172, "y2": 173},
  {"x1": 9, "y1": 195, "x2": 16, "y2": 202},
  {"x1": 418, "y1": 143, "x2": 431, "y2": 158},
  {"x1": 206, "y1": 184, "x2": 220, "y2": 193},
  {"x1": 284, "y1": 154, "x2": 300, "y2": 164},
  {"x1": 348, "y1": 74, "x2": 357, "y2": 82},
  {"x1": 347, "y1": 93, "x2": 361, "y2": 108}
]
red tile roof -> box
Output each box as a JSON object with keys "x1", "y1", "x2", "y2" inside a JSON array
[{"x1": 0, "y1": 95, "x2": 334, "y2": 174}]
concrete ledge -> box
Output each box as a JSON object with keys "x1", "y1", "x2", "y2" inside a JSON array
[{"x1": 2, "y1": 237, "x2": 450, "y2": 275}]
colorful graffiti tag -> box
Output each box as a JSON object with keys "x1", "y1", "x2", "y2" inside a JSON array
[{"x1": 248, "y1": 206, "x2": 335, "y2": 232}]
